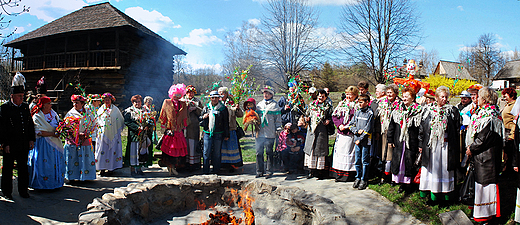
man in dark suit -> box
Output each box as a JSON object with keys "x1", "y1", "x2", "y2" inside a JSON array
[{"x1": 0, "y1": 76, "x2": 35, "y2": 200}]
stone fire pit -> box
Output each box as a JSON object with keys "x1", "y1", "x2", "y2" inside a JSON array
[{"x1": 78, "y1": 176, "x2": 348, "y2": 225}]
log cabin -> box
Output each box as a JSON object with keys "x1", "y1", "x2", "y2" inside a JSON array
[{"x1": 4, "y1": 2, "x2": 186, "y2": 113}]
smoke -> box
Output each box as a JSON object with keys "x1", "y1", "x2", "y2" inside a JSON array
[{"x1": 124, "y1": 34, "x2": 183, "y2": 111}]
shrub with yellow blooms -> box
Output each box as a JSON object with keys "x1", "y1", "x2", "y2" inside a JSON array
[{"x1": 422, "y1": 75, "x2": 477, "y2": 96}]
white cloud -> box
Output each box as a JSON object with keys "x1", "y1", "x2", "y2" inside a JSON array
[
  {"x1": 415, "y1": 45, "x2": 426, "y2": 51},
  {"x1": 13, "y1": 26, "x2": 25, "y2": 34},
  {"x1": 217, "y1": 27, "x2": 227, "y2": 33},
  {"x1": 253, "y1": 0, "x2": 356, "y2": 5},
  {"x1": 458, "y1": 45, "x2": 474, "y2": 52},
  {"x1": 172, "y1": 28, "x2": 222, "y2": 47},
  {"x1": 23, "y1": 0, "x2": 87, "y2": 22},
  {"x1": 502, "y1": 50, "x2": 515, "y2": 59},
  {"x1": 125, "y1": 7, "x2": 179, "y2": 33},
  {"x1": 189, "y1": 62, "x2": 222, "y2": 73},
  {"x1": 457, "y1": 6, "x2": 464, "y2": 11},
  {"x1": 248, "y1": 18, "x2": 261, "y2": 26}
]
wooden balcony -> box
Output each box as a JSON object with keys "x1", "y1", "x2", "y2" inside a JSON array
[{"x1": 15, "y1": 49, "x2": 123, "y2": 71}]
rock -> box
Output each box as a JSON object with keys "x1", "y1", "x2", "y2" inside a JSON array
[{"x1": 79, "y1": 177, "x2": 349, "y2": 225}]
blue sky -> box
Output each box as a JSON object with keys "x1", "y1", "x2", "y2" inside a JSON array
[{"x1": 5, "y1": 0, "x2": 520, "y2": 73}]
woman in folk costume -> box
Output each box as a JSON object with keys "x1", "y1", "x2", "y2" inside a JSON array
[
  {"x1": 330, "y1": 86, "x2": 359, "y2": 182},
  {"x1": 124, "y1": 95, "x2": 150, "y2": 176},
  {"x1": 159, "y1": 84, "x2": 188, "y2": 176},
  {"x1": 418, "y1": 86, "x2": 460, "y2": 202},
  {"x1": 304, "y1": 89, "x2": 334, "y2": 179},
  {"x1": 466, "y1": 87, "x2": 504, "y2": 223},
  {"x1": 387, "y1": 87, "x2": 422, "y2": 193},
  {"x1": 95, "y1": 93, "x2": 124, "y2": 176},
  {"x1": 63, "y1": 95, "x2": 97, "y2": 181},
  {"x1": 181, "y1": 86, "x2": 202, "y2": 170},
  {"x1": 28, "y1": 96, "x2": 65, "y2": 189},
  {"x1": 218, "y1": 87, "x2": 244, "y2": 172},
  {"x1": 376, "y1": 84, "x2": 402, "y2": 184},
  {"x1": 86, "y1": 94, "x2": 102, "y2": 149},
  {"x1": 141, "y1": 96, "x2": 157, "y2": 167}
]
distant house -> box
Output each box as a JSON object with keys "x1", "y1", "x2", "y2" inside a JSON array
[
  {"x1": 433, "y1": 60, "x2": 476, "y2": 81},
  {"x1": 4, "y1": 2, "x2": 186, "y2": 112},
  {"x1": 494, "y1": 60, "x2": 520, "y2": 88}
]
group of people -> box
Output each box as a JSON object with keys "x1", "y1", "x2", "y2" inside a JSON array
[
  {"x1": 0, "y1": 73, "x2": 159, "y2": 200},
  {"x1": 1, "y1": 72, "x2": 519, "y2": 223},
  {"x1": 270, "y1": 81, "x2": 514, "y2": 223}
]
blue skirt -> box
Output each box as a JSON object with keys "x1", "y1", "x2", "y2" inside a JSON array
[
  {"x1": 64, "y1": 143, "x2": 97, "y2": 181},
  {"x1": 221, "y1": 130, "x2": 242, "y2": 165},
  {"x1": 28, "y1": 138, "x2": 65, "y2": 189}
]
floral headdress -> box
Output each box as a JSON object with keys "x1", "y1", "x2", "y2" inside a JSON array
[
  {"x1": 168, "y1": 83, "x2": 187, "y2": 98},
  {"x1": 467, "y1": 84, "x2": 483, "y2": 91},
  {"x1": 88, "y1": 94, "x2": 102, "y2": 102},
  {"x1": 71, "y1": 94, "x2": 86, "y2": 102},
  {"x1": 186, "y1": 85, "x2": 197, "y2": 94},
  {"x1": 102, "y1": 93, "x2": 116, "y2": 102}
]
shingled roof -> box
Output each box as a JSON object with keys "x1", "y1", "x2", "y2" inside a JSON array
[
  {"x1": 433, "y1": 60, "x2": 476, "y2": 81},
  {"x1": 494, "y1": 60, "x2": 520, "y2": 80},
  {"x1": 5, "y1": 2, "x2": 186, "y2": 55}
]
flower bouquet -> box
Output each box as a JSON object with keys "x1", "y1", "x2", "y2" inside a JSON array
[{"x1": 56, "y1": 116, "x2": 81, "y2": 145}]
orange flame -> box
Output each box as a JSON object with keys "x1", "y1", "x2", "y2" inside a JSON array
[{"x1": 192, "y1": 188, "x2": 255, "y2": 225}]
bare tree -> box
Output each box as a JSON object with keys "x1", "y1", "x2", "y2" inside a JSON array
[
  {"x1": 0, "y1": 0, "x2": 28, "y2": 100},
  {"x1": 256, "y1": 0, "x2": 328, "y2": 87},
  {"x1": 503, "y1": 47, "x2": 520, "y2": 62},
  {"x1": 339, "y1": 0, "x2": 422, "y2": 83},
  {"x1": 222, "y1": 21, "x2": 266, "y2": 84},
  {"x1": 419, "y1": 49, "x2": 439, "y2": 75},
  {"x1": 459, "y1": 33, "x2": 505, "y2": 85}
]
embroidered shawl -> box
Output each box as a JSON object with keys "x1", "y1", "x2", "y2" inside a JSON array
[
  {"x1": 425, "y1": 103, "x2": 450, "y2": 149},
  {"x1": 391, "y1": 102, "x2": 422, "y2": 148},
  {"x1": 33, "y1": 110, "x2": 64, "y2": 153},
  {"x1": 97, "y1": 104, "x2": 124, "y2": 141},
  {"x1": 378, "y1": 96, "x2": 402, "y2": 134},
  {"x1": 332, "y1": 99, "x2": 357, "y2": 124},
  {"x1": 307, "y1": 100, "x2": 332, "y2": 133},
  {"x1": 466, "y1": 104, "x2": 505, "y2": 147}
]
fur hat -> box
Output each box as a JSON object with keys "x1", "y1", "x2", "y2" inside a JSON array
[{"x1": 11, "y1": 72, "x2": 25, "y2": 94}]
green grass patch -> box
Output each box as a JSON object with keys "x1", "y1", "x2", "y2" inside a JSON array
[
  {"x1": 369, "y1": 183, "x2": 472, "y2": 224},
  {"x1": 240, "y1": 138, "x2": 256, "y2": 162}
]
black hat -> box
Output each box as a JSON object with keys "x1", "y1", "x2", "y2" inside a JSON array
[{"x1": 11, "y1": 72, "x2": 25, "y2": 94}]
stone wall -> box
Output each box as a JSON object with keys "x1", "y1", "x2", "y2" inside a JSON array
[{"x1": 78, "y1": 176, "x2": 349, "y2": 225}]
